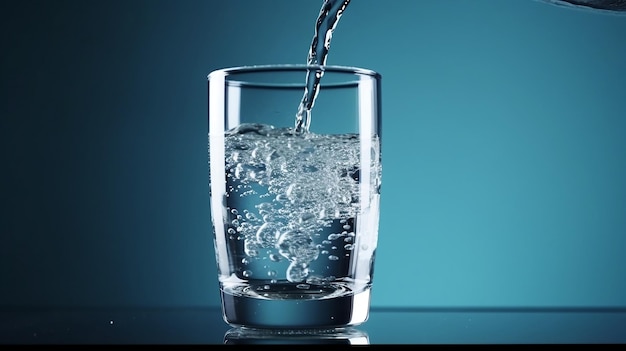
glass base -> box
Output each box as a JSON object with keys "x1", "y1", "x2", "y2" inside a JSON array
[
  {"x1": 223, "y1": 326, "x2": 370, "y2": 344},
  {"x1": 220, "y1": 284, "x2": 371, "y2": 329}
]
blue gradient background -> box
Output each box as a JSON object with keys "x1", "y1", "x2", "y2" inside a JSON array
[{"x1": 1, "y1": 0, "x2": 625, "y2": 310}]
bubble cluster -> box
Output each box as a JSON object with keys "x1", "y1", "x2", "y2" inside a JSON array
[{"x1": 218, "y1": 123, "x2": 381, "y2": 283}]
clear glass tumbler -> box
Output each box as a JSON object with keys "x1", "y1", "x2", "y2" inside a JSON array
[{"x1": 208, "y1": 65, "x2": 382, "y2": 329}]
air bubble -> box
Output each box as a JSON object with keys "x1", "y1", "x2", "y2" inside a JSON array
[
  {"x1": 237, "y1": 222, "x2": 253, "y2": 235},
  {"x1": 251, "y1": 147, "x2": 265, "y2": 160},
  {"x1": 256, "y1": 222, "x2": 281, "y2": 247},
  {"x1": 244, "y1": 239, "x2": 260, "y2": 257},
  {"x1": 328, "y1": 233, "x2": 341, "y2": 241},
  {"x1": 286, "y1": 262, "x2": 309, "y2": 282},
  {"x1": 266, "y1": 150, "x2": 281, "y2": 162},
  {"x1": 269, "y1": 253, "x2": 281, "y2": 262},
  {"x1": 257, "y1": 202, "x2": 273, "y2": 212},
  {"x1": 249, "y1": 166, "x2": 266, "y2": 181},
  {"x1": 328, "y1": 255, "x2": 339, "y2": 261},
  {"x1": 285, "y1": 183, "x2": 303, "y2": 202},
  {"x1": 299, "y1": 212, "x2": 315, "y2": 224},
  {"x1": 306, "y1": 275, "x2": 327, "y2": 285},
  {"x1": 277, "y1": 230, "x2": 319, "y2": 263},
  {"x1": 233, "y1": 167, "x2": 244, "y2": 179},
  {"x1": 262, "y1": 214, "x2": 277, "y2": 222}
]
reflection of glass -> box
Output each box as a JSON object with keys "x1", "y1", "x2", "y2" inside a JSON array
[
  {"x1": 208, "y1": 65, "x2": 382, "y2": 329},
  {"x1": 223, "y1": 327, "x2": 370, "y2": 345}
]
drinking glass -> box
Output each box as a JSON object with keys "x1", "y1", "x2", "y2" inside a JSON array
[{"x1": 208, "y1": 64, "x2": 382, "y2": 329}]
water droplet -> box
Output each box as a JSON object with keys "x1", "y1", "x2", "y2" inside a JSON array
[
  {"x1": 328, "y1": 255, "x2": 339, "y2": 261},
  {"x1": 242, "y1": 270, "x2": 252, "y2": 277}
]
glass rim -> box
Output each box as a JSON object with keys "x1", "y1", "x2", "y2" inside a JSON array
[{"x1": 207, "y1": 64, "x2": 381, "y2": 81}]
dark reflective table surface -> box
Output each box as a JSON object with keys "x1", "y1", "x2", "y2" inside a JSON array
[{"x1": 1, "y1": 307, "x2": 625, "y2": 344}]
